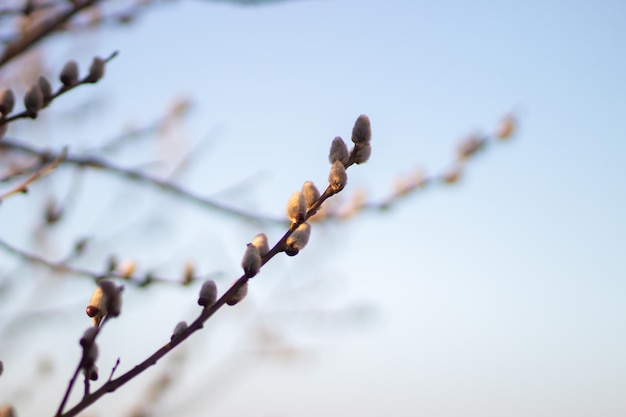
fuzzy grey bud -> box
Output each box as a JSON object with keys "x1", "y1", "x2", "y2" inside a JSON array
[
  {"x1": 86, "y1": 57, "x2": 105, "y2": 83},
  {"x1": 251, "y1": 233, "x2": 270, "y2": 257},
  {"x1": 286, "y1": 222, "x2": 311, "y2": 252},
  {"x1": 329, "y1": 161, "x2": 348, "y2": 192},
  {"x1": 84, "y1": 342, "x2": 99, "y2": 368},
  {"x1": 286, "y1": 191, "x2": 306, "y2": 223},
  {"x1": 24, "y1": 84, "x2": 43, "y2": 115},
  {"x1": 241, "y1": 243, "x2": 262, "y2": 278},
  {"x1": 98, "y1": 280, "x2": 122, "y2": 318},
  {"x1": 301, "y1": 181, "x2": 320, "y2": 209},
  {"x1": 329, "y1": 136, "x2": 349, "y2": 165},
  {"x1": 0, "y1": 89, "x2": 15, "y2": 115},
  {"x1": 227, "y1": 282, "x2": 248, "y2": 306},
  {"x1": 80, "y1": 327, "x2": 98, "y2": 347},
  {"x1": 198, "y1": 280, "x2": 217, "y2": 307},
  {"x1": 38, "y1": 76, "x2": 53, "y2": 104},
  {"x1": 351, "y1": 114, "x2": 371, "y2": 144},
  {"x1": 353, "y1": 143, "x2": 371, "y2": 164},
  {"x1": 88, "y1": 364, "x2": 99, "y2": 381},
  {"x1": 457, "y1": 135, "x2": 484, "y2": 160},
  {"x1": 171, "y1": 321, "x2": 188, "y2": 341},
  {"x1": 60, "y1": 61, "x2": 79, "y2": 87}
]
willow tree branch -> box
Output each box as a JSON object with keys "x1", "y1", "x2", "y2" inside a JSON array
[
  {"x1": 0, "y1": 147, "x2": 66, "y2": 202},
  {"x1": 0, "y1": 138, "x2": 285, "y2": 224},
  {"x1": 0, "y1": 0, "x2": 103, "y2": 67}
]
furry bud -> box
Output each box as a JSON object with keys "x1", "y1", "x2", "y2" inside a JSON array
[
  {"x1": 98, "y1": 280, "x2": 122, "y2": 318},
  {"x1": 302, "y1": 181, "x2": 320, "y2": 209},
  {"x1": 441, "y1": 165, "x2": 462, "y2": 184},
  {"x1": 86, "y1": 57, "x2": 105, "y2": 83},
  {"x1": 329, "y1": 161, "x2": 348, "y2": 192},
  {"x1": 241, "y1": 244, "x2": 262, "y2": 278},
  {"x1": 251, "y1": 233, "x2": 270, "y2": 257},
  {"x1": 329, "y1": 136, "x2": 349, "y2": 165},
  {"x1": 60, "y1": 61, "x2": 79, "y2": 87},
  {"x1": 457, "y1": 135, "x2": 484, "y2": 160},
  {"x1": 88, "y1": 364, "x2": 99, "y2": 381},
  {"x1": 497, "y1": 114, "x2": 515, "y2": 140},
  {"x1": 226, "y1": 282, "x2": 248, "y2": 306},
  {"x1": 351, "y1": 114, "x2": 371, "y2": 144},
  {"x1": 84, "y1": 342, "x2": 99, "y2": 368},
  {"x1": 0, "y1": 89, "x2": 15, "y2": 115},
  {"x1": 80, "y1": 327, "x2": 98, "y2": 347},
  {"x1": 198, "y1": 280, "x2": 217, "y2": 307},
  {"x1": 24, "y1": 84, "x2": 43, "y2": 115},
  {"x1": 353, "y1": 143, "x2": 371, "y2": 164},
  {"x1": 171, "y1": 321, "x2": 188, "y2": 341},
  {"x1": 38, "y1": 76, "x2": 53, "y2": 104},
  {"x1": 286, "y1": 191, "x2": 306, "y2": 223},
  {"x1": 286, "y1": 222, "x2": 311, "y2": 251}
]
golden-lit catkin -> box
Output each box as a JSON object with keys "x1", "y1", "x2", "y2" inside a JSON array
[
  {"x1": 457, "y1": 135, "x2": 484, "y2": 160},
  {"x1": 24, "y1": 84, "x2": 43, "y2": 115},
  {"x1": 329, "y1": 136, "x2": 349, "y2": 164},
  {"x1": 286, "y1": 191, "x2": 306, "y2": 223},
  {"x1": 329, "y1": 160, "x2": 348, "y2": 192},
  {"x1": 441, "y1": 165, "x2": 462, "y2": 184},
  {"x1": 241, "y1": 244, "x2": 262, "y2": 278},
  {"x1": 251, "y1": 233, "x2": 270, "y2": 257},
  {"x1": 227, "y1": 282, "x2": 248, "y2": 306},
  {"x1": 496, "y1": 114, "x2": 515, "y2": 140},
  {"x1": 198, "y1": 280, "x2": 217, "y2": 307},
  {"x1": 286, "y1": 222, "x2": 311, "y2": 252},
  {"x1": 0, "y1": 89, "x2": 15, "y2": 115},
  {"x1": 301, "y1": 181, "x2": 320, "y2": 209},
  {"x1": 37, "y1": 76, "x2": 53, "y2": 104},
  {"x1": 0, "y1": 404, "x2": 16, "y2": 417},
  {"x1": 60, "y1": 61, "x2": 79, "y2": 87},
  {"x1": 86, "y1": 285, "x2": 106, "y2": 326},
  {"x1": 351, "y1": 114, "x2": 372, "y2": 144},
  {"x1": 171, "y1": 321, "x2": 188, "y2": 341},
  {"x1": 86, "y1": 57, "x2": 105, "y2": 83},
  {"x1": 117, "y1": 259, "x2": 136, "y2": 279}
]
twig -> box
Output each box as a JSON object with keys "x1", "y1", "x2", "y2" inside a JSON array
[
  {"x1": 0, "y1": 138, "x2": 286, "y2": 224},
  {"x1": 0, "y1": 237, "x2": 220, "y2": 286},
  {"x1": 57, "y1": 143, "x2": 361, "y2": 417},
  {"x1": 108, "y1": 358, "x2": 121, "y2": 382},
  {"x1": 0, "y1": 51, "x2": 119, "y2": 125},
  {"x1": 0, "y1": 0, "x2": 103, "y2": 67},
  {"x1": 0, "y1": 1, "x2": 61, "y2": 18},
  {"x1": 0, "y1": 147, "x2": 67, "y2": 202}
]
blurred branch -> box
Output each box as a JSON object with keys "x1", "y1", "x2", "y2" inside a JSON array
[
  {"x1": 0, "y1": 137, "x2": 286, "y2": 224},
  {"x1": 0, "y1": 146, "x2": 66, "y2": 202},
  {"x1": 0, "y1": 0, "x2": 103, "y2": 67},
  {"x1": 0, "y1": 236, "x2": 219, "y2": 286}
]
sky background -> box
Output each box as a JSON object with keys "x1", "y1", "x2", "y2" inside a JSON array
[{"x1": 0, "y1": 1, "x2": 625, "y2": 416}]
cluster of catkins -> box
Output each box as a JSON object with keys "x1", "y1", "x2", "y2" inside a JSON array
[{"x1": 0, "y1": 56, "x2": 106, "y2": 138}]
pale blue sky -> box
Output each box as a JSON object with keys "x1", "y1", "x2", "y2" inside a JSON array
[{"x1": 0, "y1": 1, "x2": 625, "y2": 416}]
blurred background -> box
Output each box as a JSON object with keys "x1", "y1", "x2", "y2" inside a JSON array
[{"x1": 0, "y1": 1, "x2": 624, "y2": 416}]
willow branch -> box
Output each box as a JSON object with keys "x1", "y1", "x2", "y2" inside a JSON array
[
  {"x1": 0, "y1": 0, "x2": 103, "y2": 67},
  {"x1": 0, "y1": 138, "x2": 285, "y2": 224},
  {"x1": 0, "y1": 147, "x2": 66, "y2": 202}
]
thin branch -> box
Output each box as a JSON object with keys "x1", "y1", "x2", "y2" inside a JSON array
[
  {"x1": 0, "y1": 138, "x2": 286, "y2": 224},
  {"x1": 0, "y1": 0, "x2": 103, "y2": 67},
  {"x1": 0, "y1": 146, "x2": 66, "y2": 202},
  {"x1": 0, "y1": 1, "x2": 62, "y2": 18},
  {"x1": 0, "y1": 237, "x2": 219, "y2": 286},
  {"x1": 0, "y1": 51, "x2": 119, "y2": 125}
]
